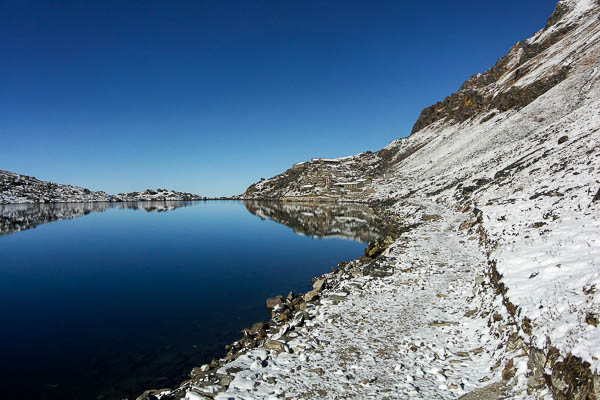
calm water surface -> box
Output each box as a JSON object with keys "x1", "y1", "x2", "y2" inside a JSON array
[{"x1": 0, "y1": 200, "x2": 383, "y2": 400}]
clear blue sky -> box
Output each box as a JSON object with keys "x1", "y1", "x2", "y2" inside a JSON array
[{"x1": 1, "y1": 0, "x2": 558, "y2": 196}]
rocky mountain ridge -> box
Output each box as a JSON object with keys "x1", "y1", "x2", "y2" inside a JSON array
[
  {"x1": 409, "y1": 0, "x2": 579, "y2": 134},
  {"x1": 0, "y1": 169, "x2": 207, "y2": 203}
]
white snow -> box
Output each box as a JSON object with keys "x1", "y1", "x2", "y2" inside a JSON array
[{"x1": 210, "y1": 202, "x2": 516, "y2": 399}]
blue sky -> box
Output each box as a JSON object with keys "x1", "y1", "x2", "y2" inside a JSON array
[{"x1": 1, "y1": 0, "x2": 558, "y2": 196}]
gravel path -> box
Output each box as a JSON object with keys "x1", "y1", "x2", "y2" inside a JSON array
[{"x1": 183, "y1": 202, "x2": 518, "y2": 400}]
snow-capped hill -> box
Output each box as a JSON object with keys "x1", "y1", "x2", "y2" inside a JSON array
[
  {"x1": 243, "y1": 151, "x2": 384, "y2": 201},
  {"x1": 243, "y1": 0, "x2": 599, "y2": 205},
  {"x1": 0, "y1": 169, "x2": 206, "y2": 203},
  {"x1": 116, "y1": 188, "x2": 205, "y2": 202},
  {"x1": 0, "y1": 169, "x2": 118, "y2": 203}
]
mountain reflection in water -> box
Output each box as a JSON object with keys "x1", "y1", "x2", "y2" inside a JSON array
[
  {"x1": 0, "y1": 200, "x2": 382, "y2": 399},
  {"x1": 0, "y1": 201, "x2": 196, "y2": 236},
  {"x1": 243, "y1": 200, "x2": 385, "y2": 243},
  {"x1": 2, "y1": 201, "x2": 386, "y2": 243}
]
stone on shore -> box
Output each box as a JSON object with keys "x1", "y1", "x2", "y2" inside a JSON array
[
  {"x1": 304, "y1": 288, "x2": 319, "y2": 302},
  {"x1": 266, "y1": 296, "x2": 284, "y2": 313}
]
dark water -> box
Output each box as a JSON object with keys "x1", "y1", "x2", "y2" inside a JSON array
[{"x1": 0, "y1": 200, "x2": 383, "y2": 400}]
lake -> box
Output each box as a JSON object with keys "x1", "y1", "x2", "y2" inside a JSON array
[{"x1": 0, "y1": 200, "x2": 383, "y2": 400}]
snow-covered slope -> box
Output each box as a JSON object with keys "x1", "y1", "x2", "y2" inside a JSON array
[
  {"x1": 368, "y1": 0, "x2": 600, "y2": 380},
  {"x1": 220, "y1": 0, "x2": 600, "y2": 398},
  {"x1": 0, "y1": 169, "x2": 118, "y2": 203},
  {"x1": 242, "y1": 0, "x2": 599, "y2": 205}
]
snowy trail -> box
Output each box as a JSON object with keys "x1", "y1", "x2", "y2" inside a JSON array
[{"x1": 187, "y1": 202, "x2": 508, "y2": 400}]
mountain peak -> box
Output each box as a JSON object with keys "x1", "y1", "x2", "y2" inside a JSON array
[{"x1": 410, "y1": 0, "x2": 599, "y2": 135}]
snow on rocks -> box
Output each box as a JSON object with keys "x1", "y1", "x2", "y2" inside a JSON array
[
  {"x1": 0, "y1": 169, "x2": 117, "y2": 203},
  {"x1": 162, "y1": 202, "x2": 521, "y2": 400},
  {"x1": 0, "y1": 169, "x2": 207, "y2": 204}
]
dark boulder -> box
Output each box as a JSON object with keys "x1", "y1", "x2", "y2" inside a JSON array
[
  {"x1": 266, "y1": 296, "x2": 284, "y2": 313},
  {"x1": 364, "y1": 236, "x2": 394, "y2": 258}
]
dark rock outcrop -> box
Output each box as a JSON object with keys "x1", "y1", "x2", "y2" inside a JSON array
[{"x1": 411, "y1": 1, "x2": 576, "y2": 135}]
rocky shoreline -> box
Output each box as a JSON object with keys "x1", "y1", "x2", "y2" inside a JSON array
[
  {"x1": 135, "y1": 205, "x2": 409, "y2": 400},
  {"x1": 133, "y1": 200, "x2": 513, "y2": 400},
  {"x1": 138, "y1": 195, "x2": 599, "y2": 400}
]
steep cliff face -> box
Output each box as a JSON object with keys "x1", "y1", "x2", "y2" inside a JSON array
[{"x1": 238, "y1": 0, "x2": 600, "y2": 397}]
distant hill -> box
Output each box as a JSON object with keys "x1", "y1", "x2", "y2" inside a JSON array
[{"x1": 0, "y1": 169, "x2": 206, "y2": 203}]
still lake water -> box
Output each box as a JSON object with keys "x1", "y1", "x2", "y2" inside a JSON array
[{"x1": 0, "y1": 200, "x2": 383, "y2": 400}]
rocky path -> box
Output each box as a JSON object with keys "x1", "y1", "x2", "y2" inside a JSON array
[{"x1": 178, "y1": 201, "x2": 518, "y2": 400}]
